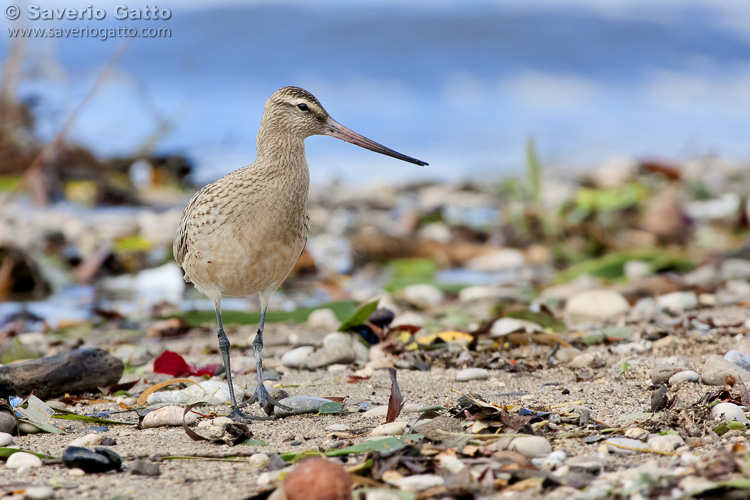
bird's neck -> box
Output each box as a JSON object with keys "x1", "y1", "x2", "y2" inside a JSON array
[{"x1": 255, "y1": 122, "x2": 309, "y2": 175}]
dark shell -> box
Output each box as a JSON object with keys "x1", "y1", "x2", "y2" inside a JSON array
[{"x1": 62, "y1": 446, "x2": 122, "y2": 473}]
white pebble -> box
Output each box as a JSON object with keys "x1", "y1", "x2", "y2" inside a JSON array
[
  {"x1": 490, "y1": 317, "x2": 542, "y2": 338},
  {"x1": 711, "y1": 402, "x2": 748, "y2": 424},
  {"x1": 455, "y1": 368, "x2": 490, "y2": 382},
  {"x1": 323, "y1": 332, "x2": 353, "y2": 350},
  {"x1": 386, "y1": 474, "x2": 445, "y2": 492},
  {"x1": 680, "y1": 452, "x2": 700, "y2": 466},
  {"x1": 6, "y1": 451, "x2": 42, "y2": 469},
  {"x1": 0, "y1": 432, "x2": 12, "y2": 446},
  {"x1": 142, "y1": 405, "x2": 198, "y2": 428},
  {"x1": 281, "y1": 346, "x2": 315, "y2": 368},
  {"x1": 248, "y1": 453, "x2": 269, "y2": 468},
  {"x1": 403, "y1": 284, "x2": 444, "y2": 309},
  {"x1": 509, "y1": 436, "x2": 552, "y2": 458},
  {"x1": 362, "y1": 405, "x2": 389, "y2": 417},
  {"x1": 23, "y1": 486, "x2": 54, "y2": 499},
  {"x1": 647, "y1": 434, "x2": 685, "y2": 452},
  {"x1": 69, "y1": 433, "x2": 102, "y2": 447},
  {"x1": 325, "y1": 424, "x2": 348, "y2": 432},
  {"x1": 68, "y1": 467, "x2": 86, "y2": 477},
  {"x1": 668, "y1": 370, "x2": 699, "y2": 386},
  {"x1": 657, "y1": 291, "x2": 698, "y2": 313},
  {"x1": 542, "y1": 450, "x2": 567, "y2": 469},
  {"x1": 624, "y1": 428, "x2": 648, "y2": 440},
  {"x1": 307, "y1": 308, "x2": 340, "y2": 330},
  {"x1": 371, "y1": 422, "x2": 407, "y2": 436},
  {"x1": 565, "y1": 290, "x2": 630, "y2": 318},
  {"x1": 212, "y1": 417, "x2": 233, "y2": 426},
  {"x1": 146, "y1": 380, "x2": 243, "y2": 406}
]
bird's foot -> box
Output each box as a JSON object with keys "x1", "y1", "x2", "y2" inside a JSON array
[
  {"x1": 226, "y1": 406, "x2": 272, "y2": 422},
  {"x1": 245, "y1": 383, "x2": 293, "y2": 412}
]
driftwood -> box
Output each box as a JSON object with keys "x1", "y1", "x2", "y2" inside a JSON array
[{"x1": 0, "y1": 348, "x2": 123, "y2": 400}]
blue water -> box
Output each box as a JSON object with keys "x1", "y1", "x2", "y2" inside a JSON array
[{"x1": 2, "y1": 1, "x2": 749, "y2": 185}]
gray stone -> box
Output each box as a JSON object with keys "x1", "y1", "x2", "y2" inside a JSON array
[
  {"x1": 305, "y1": 346, "x2": 356, "y2": 369},
  {"x1": 0, "y1": 409, "x2": 16, "y2": 435},
  {"x1": 647, "y1": 434, "x2": 684, "y2": 452},
  {"x1": 130, "y1": 458, "x2": 160, "y2": 476},
  {"x1": 274, "y1": 396, "x2": 335, "y2": 418},
  {"x1": 651, "y1": 363, "x2": 684, "y2": 384},
  {"x1": 566, "y1": 454, "x2": 608, "y2": 473},
  {"x1": 701, "y1": 355, "x2": 750, "y2": 385},
  {"x1": 509, "y1": 436, "x2": 552, "y2": 458},
  {"x1": 281, "y1": 346, "x2": 315, "y2": 368},
  {"x1": 307, "y1": 308, "x2": 340, "y2": 330},
  {"x1": 628, "y1": 297, "x2": 658, "y2": 322},
  {"x1": 668, "y1": 370, "x2": 699, "y2": 386},
  {"x1": 724, "y1": 349, "x2": 750, "y2": 372}
]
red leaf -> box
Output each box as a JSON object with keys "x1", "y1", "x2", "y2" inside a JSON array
[
  {"x1": 153, "y1": 350, "x2": 217, "y2": 377},
  {"x1": 386, "y1": 368, "x2": 404, "y2": 423}
]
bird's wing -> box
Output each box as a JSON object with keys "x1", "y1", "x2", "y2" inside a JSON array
[{"x1": 173, "y1": 186, "x2": 208, "y2": 267}]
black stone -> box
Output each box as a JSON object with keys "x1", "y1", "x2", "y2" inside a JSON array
[{"x1": 62, "y1": 446, "x2": 122, "y2": 473}]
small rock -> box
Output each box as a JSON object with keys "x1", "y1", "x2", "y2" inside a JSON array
[
  {"x1": 465, "y1": 248, "x2": 525, "y2": 272},
  {"x1": 509, "y1": 436, "x2": 552, "y2": 458},
  {"x1": 647, "y1": 434, "x2": 684, "y2": 453},
  {"x1": 325, "y1": 424, "x2": 348, "y2": 432},
  {"x1": 555, "y1": 347, "x2": 582, "y2": 363},
  {"x1": 130, "y1": 458, "x2": 160, "y2": 476},
  {"x1": 6, "y1": 451, "x2": 42, "y2": 469},
  {"x1": 282, "y1": 346, "x2": 315, "y2": 368},
  {"x1": 701, "y1": 355, "x2": 750, "y2": 385},
  {"x1": 142, "y1": 405, "x2": 198, "y2": 428},
  {"x1": 657, "y1": 291, "x2": 698, "y2": 314},
  {"x1": 680, "y1": 452, "x2": 700, "y2": 466},
  {"x1": 651, "y1": 363, "x2": 683, "y2": 384},
  {"x1": 362, "y1": 405, "x2": 389, "y2": 418},
  {"x1": 391, "y1": 311, "x2": 425, "y2": 327},
  {"x1": 368, "y1": 308, "x2": 395, "y2": 328},
  {"x1": 628, "y1": 297, "x2": 658, "y2": 322},
  {"x1": 0, "y1": 411, "x2": 15, "y2": 435},
  {"x1": 62, "y1": 446, "x2": 121, "y2": 473},
  {"x1": 274, "y1": 396, "x2": 336, "y2": 418},
  {"x1": 22, "y1": 486, "x2": 54, "y2": 500},
  {"x1": 282, "y1": 457, "x2": 352, "y2": 500},
  {"x1": 668, "y1": 370, "x2": 699, "y2": 386},
  {"x1": 323, "y1": 332, "x2": 353, "y2": 350},
  {"x1": 455, "y1": 368, "x2": 490, "y2": 382},
  {"x1": 541, "y1": 450, "x2": 567, "y2": 469},
  {"x1": 0, "y1": 432, "x2": 12, "y2": 446},
  {"x1": 307, "y1": 308, "x2": 340, "y2": 330},
  {"x1": 18, "y1": 422, "x2": 42, "y2": 434},
  {"x1": 490, "y1": 317, "x2": 542, "y2": 338},
  {"x1": 569, "y1": 352, "x2": 599, "y2": 369},
  {"x1": 604, "y1": 437, "x2": 651, "y2": 454},
  {"x1": 624, "y1": 428, "x2": 648, "y2": 440},
  {"x1": 385, "y1": 473, "x2": 445, "y2": 492},
  {"x1": 624, "y1": 260, "x2": 652, "y2": 281},
  {"x1": 306, "y1": 346, "x2": 356, "y2": 369},
  {"x1": 566, "y1": 454, "x2": 607, "y2": 473},
  {"x1": 651, "y1": 384, "x2": 670, "y2": 413},
  {"x1": 146, "y1": 380, "x2": 243, "y2": 406},
  {"x1": 403, "y1": 284, "x2": 444, "y2": 309},
  {"x1": 711, "y1": 402, "x2": 748, "y2": 423},
  {"x1": 68, "y1": 467, "x2": 86, "y2": 477},
  {"x1": 248, "y1": 453, "x2": 269, "y2": 468},
  {"x1": 371, "y1": 422, "x2": 407, "y2": 436},
  {"x1": 458, "y1": 286, "x2": 517, "y2": 303},
  {"x1": 69, "y1": 433, "x2": 102, "y2": 447},
  {"x1": 724, "y1": 349, "x2": 750, "y2": 372},
  {"x1": 565, "y1": 290, "x2": 630, "y2": 319}
]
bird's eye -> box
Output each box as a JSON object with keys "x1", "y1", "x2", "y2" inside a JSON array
[{"x1": 297, "y1": 103, "x2": 309, "y2": 112}]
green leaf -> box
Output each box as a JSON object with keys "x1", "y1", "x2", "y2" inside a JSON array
[
  {"x1": 507, "y1": 310, "x2": 566, "y2": 333},
  {"x1": 556, "y1": 248, "x2": 694, "y2": 283},
  {"x1": 384, "y1": 258, "x2": 438, "y2": 292},
  {"x1": 0, "y1": 339, "x2": 41, "y2": 364},
  {"x1": 51, "y1": 414, "x2": 136, "y2": 425},
  {"x1": 17, "y1": 418, "x2": 65, "y2": 434},
  {"x1": 0, "y1": 447, "x2": 54, "y2": 459},
  {"x1": 279, "y1": 434, "x2": 424, "y2": 462},
  {"x1": 338, "y1": 299, "x2": 380, "y2": 332},
  {"x1": 179, "y1": 300, "x2": 357, "y2": 327},
  {"x1": 526, "y1": 136, "x2": 541, "y2": 204},
  {"x1": 326, "y1": 434, "x2": 423, "y2": 456},
  {"x1": 317, "y1": 402, "x2": 345, "y2": 414},
  {"x1": 240, "y1": 439, "x2": 268, "y2": 446},
  {"x1": 714, "y1": 423, "x2": 730, "y2": 436},
  {"x1": 620, "y1": 362, "x2": 630, "y2": 374}
]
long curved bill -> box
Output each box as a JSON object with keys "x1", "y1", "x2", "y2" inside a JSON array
[{"x1": 325, "y1": 118, "x2": 428, "y2": 166}]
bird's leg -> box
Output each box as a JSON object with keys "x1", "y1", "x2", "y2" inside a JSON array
[
  {"x1": 214, "y1": 305, "x2": 265, "y2": 422},
  {"x1": 246, "y1": 307, "x2": 291, "y2": 411}
]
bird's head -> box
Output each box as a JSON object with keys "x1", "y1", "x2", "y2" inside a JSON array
[{"x1": 263, "y1": 86, "x2": 428, "y2": 166}]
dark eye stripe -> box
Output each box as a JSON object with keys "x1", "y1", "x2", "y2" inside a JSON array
[{"x1": 297, "y1": 103, "x2": 309, "y2": 111}]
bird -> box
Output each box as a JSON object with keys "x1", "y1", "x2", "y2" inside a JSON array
[{"x1": 174, "y1": 86, "x2": 427, "y2": 421}]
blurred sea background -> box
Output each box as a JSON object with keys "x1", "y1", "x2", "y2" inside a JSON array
[{"x1": 2, "y1": 0, "x2": 749, "y2": 185}]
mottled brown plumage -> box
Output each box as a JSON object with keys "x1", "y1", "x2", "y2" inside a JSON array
[{"x1": 174, "y1": 86, "x2": 427, "y2": 420}]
